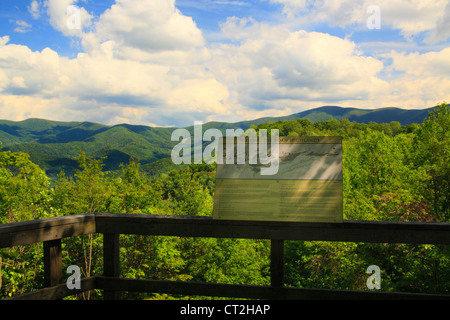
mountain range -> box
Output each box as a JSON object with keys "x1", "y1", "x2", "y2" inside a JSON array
[{"x1": 0, "y1": 105, "x2": 435, "y2": 178}]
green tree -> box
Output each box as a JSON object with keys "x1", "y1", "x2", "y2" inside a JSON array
[
  {"x1": 154, "y1": 164, "x2": 214, "y2": 216},
  {"x1": 0, "y1": 144, "x2": 50, "y2": 223},
  {"x1": 389, "y1": 121, "x2": 402, "y2": 136},
  {"x1": 281, "y1": 120, "x2": 302, "y2": 136},
  {"x1": 51, "y1": 151, "x2": 115, "y2": 299},
  {"x1": 413, "y1": 102, "x2": 450, "y2": 221},
  {"x1": 110, "y1": 158, "x2": 164, "y2": 214},
  {"x1": 0, "y1": 143, "x2": 50, "y2": 297},
  {"x1": 285, "y1": 241, "x2": 364, "y2": 291},
  {"x1": 343, "y1": 130, "x2": 430, "y2": 221}
]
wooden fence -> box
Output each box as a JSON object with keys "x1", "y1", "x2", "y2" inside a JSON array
[{"x1": 1, "y1": 212, "x2": 449, "y2": 300}]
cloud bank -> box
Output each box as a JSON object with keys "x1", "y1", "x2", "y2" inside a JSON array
[{"x1": 0, "y1": 0, "x2": 449, "y2": 127}]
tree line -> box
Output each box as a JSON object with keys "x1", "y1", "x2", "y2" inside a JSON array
[{"x1": 0, "y1": 103, "x2": 449, "y2": 298}]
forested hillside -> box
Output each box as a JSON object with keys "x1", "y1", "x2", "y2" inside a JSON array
[
  {"x1": 0, "y1": 105, "x2": 436, "y2": 179},
  {"x1": 0, "y1": 103, "x2": 449, "y2": 299}
]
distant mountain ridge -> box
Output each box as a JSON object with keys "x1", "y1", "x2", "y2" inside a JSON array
[
  {"x1": 0, "y1": 105, "x2": 436, "y2": 177},
  {"x1": 227, "y1": 105, "x2": 434, "y2": 129}
]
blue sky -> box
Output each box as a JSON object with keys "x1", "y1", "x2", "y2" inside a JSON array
[
  {"x1": 1, "y1": 0, "x2": 286, "y2": 56},
  {"x1": 0, "y1": 0, "x2": 449, "y2": 127},
  {"x1": 0, "y1": 0, "x2": 114, "y2": 56}
]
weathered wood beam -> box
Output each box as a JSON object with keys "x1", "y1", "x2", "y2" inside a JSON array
[
  {"x1": 8, "y1": 277, "x2": 97, "y2": 300},
  {"x1": 270, "y1": 239, "x2": 284, "y2": 287},
  {"x1": 94, "y1": 276, "x2": 450, "y2": 300},
  {"x1": 0, "y1": 214, "x2": 96, "y2": 248},
  {"x1": 43, "y1": 239, "x2": 62, "y2": 288},
  {"x1": 103, "y1": 233, "x2": 120, "y2": 300},
  {"x1": 94, "y1": 213, "x2": 450, "y2": 245}
]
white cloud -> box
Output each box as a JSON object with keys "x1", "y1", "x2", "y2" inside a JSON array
[
  {"x1": 44, "y1": 0, "x2": 93, "y2": 36},
  {"x1": 1, "y1": 1, "x2": 449, "y2": 127},
  {"x1": 28, "y1": 0, "x2": 41, "y2": 19},
  {"x1": 0, "y1": 6, "x2": 230, "y2": 127},
  {"x1": 348, "y1": 47, "x2": 450, "y2": 109},
  {"x1": 380, "y1": 49, "x2": 450, "y2": 107},
  {"x1": 88, "y1": 0, "x2": 204, "y2": 54},
  {"x1": 208, "y1": 15, "x2": 450, "y2": 117},
  {"x1": 212, "y1": 1, "x2": 251, "y2": 6},
  {"x1": 377, "y1": 0, "x2": 448, "y2": 39},
  {"x1": 425, "y1": 0, "x2": 450, "y2": 44},
  {"x1": 271, "y1": 0, "x2": 450, "y2": 41},
  {"x1": 386, "y1": 48, "x2": 450, "y2": 78},
  {"x1": 211, "y1": 19, "x2": 386, "y2": 109},
  {"x1": 0, "y1": 38, "x2": 62, "y2": 96},
  {"x1": 13, "y1": 20, "x2": 32, "y2": 33}
]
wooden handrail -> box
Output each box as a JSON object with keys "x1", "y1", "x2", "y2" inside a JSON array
[
  {"x1": 93, "y1": 213, "x2": 450, "y2": 244},
  {"x1": 1, "y1": 213, "x2": 449, "y2": 300},
  {"x1": 0, "y1": 214, "x2": 95, "y2": 248}
]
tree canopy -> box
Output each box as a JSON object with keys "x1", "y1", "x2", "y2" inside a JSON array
[{"x1": 1, "y1": 103, "x2": 449, "y2": 299}]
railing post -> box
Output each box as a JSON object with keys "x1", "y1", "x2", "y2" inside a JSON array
[
  {"x1": 103, "y1": 233, "x2": 120, "y2": 300},
  {"x1": 43, "y1": 239, "x2": 62, "y2": 288},
  {"x1": 270, "y1": 239, "x2": 284, "y2": 287}
]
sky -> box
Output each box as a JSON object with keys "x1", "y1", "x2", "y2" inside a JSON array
[{"x1": 0, "y1": 0, "x2": 449, "y2": 127}]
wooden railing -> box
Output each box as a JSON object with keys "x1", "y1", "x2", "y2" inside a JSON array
[{"x1": 1, "y1": 213, "x2": 450, "y2": 300}]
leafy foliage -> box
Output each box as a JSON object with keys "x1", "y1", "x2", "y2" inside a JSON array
[{"x1": 0, "y1": 103, "x2": 449, "y2": 299}]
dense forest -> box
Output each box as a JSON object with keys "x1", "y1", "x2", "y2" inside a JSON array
[{"x1": 0, "y1": 103, "x2": 449, "y2": 299}]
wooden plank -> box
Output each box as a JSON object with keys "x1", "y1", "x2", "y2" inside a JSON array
[
  {"x1": 43, "y1": 239, "x2": 62, "y2": 288},
  {"x1": 0, "y1": 214, "x2": 95, "y2": 248},
  {"x1": 95, "y1": 276, "x2": 450, "y2": 300},
  {"x1": 8, "y1": 277, "x2": 97, "y2": 300},
  {"x1": 0, "y1": 214, "x2": 95, "y2": 233},
  {"x1": 94, "y1": 213, "x2": 450, "y2": 245},
  {"x1": 103, "y1": 233, "x2": 120, "y2": 300},
  {"x1": 270, "y1": 240, "x2": 284, "y2": 287}
]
